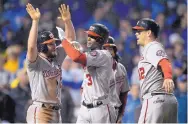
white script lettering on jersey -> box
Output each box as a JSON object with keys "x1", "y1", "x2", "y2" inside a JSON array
[{"x1": 42, "y1": 65, "x2": 62, "y2": 79}]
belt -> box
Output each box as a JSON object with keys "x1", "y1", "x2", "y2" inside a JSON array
[
  {"x1": 33, "y1": 101, "x2": 60, "y2": 110},
  {"x1": 151, "y1": 92, "x2": 173, "y2": 96},
  {"x1": 82, "y1": 101, "x2": 103, "y2": 108},
  {"x1": 142, "y1": 92, "x2": 174, "y2": 100},
  {"x1": 42, "y1": 103, "x2": 60, "y2": 110}
]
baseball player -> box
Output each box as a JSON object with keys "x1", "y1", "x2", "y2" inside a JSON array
[
  {"x1": 62, "y1": 23, "x2": 117, "y2": 123},
  {"x1": 132, "y1": 18, "x2": 178, "y2": 123},
  {"x1": 103, "y1": 36, "x2": 130, "y2": 123},
  {"x1": 25, "y1": 3, "x2": 75, "y2": 123}
]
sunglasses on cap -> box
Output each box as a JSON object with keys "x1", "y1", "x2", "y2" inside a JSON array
[{"x1": 88, "y1": 34, "x2": 98, "y2": 40}]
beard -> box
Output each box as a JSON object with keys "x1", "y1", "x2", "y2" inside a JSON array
[
  {"x1": 47, "y1": 51, "x2": 57, "y2": 58},
  {"x1": 87, "y1": 42, "x2": 101, "y2": 50}
]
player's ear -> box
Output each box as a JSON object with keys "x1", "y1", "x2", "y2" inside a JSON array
[{"x1": 147, "y1": 30, "x2": 152, "y2": 37}]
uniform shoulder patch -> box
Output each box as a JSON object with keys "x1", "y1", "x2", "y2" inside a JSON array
[
  {"x1": 90, "y1": 51, "x2": 98, "y2": 56},
  {"x1": 156, "y1": 50, "x2": 166, "y2": 57}
]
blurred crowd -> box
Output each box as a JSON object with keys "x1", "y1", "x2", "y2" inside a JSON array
[{"x1": 0, "y1": 0, "x2": 187, "y2": 123}]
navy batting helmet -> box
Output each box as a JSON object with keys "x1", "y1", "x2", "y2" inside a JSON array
[
  {"x1": 103, "y1": 36, "x2": 117, "y2": 52},
  {"x1": 103, "y1": 36, "x2": 121, "y2": 61},
  {"x1": 85, "y1": 23, "x2": 109, "y2": 44},
  {"x1": 132, "y1": 18, "x2": 160, "y2": 38},
  {"x1": 37, "y1": 31, "x2": 58, "y2": 53}
]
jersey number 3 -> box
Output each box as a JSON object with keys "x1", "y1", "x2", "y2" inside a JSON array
[
  {"x1": 138, "y1": 67, "x2": 145, "y2": 80},
  {"x1": 86, "y1": 74, "x2": 92, "y2": 86}
]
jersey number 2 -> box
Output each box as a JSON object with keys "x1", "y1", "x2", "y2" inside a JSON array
[
  {"x1": 138, "y1": 67, "x2": 145, "y2": 80},
  {"x1": 86, "y1": 74, "x2": 92, "y2": 86}
]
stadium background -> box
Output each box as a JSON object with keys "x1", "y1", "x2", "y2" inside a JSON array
[{"x1": 0, "y1": 0, "x2": 187, "y2": 123}]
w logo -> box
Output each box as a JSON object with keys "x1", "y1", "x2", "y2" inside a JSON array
[{"x1": 49, "y1": 33, "x2": 54, "y2": 39}]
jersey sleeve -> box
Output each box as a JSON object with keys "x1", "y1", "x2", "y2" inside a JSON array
[
  {"x1": 145, "y1": 43, "x2": 168, "y2": 68},
  {"x1": 56, "y1": 46, "x2": 66, "y2": 64},
  {"x1": 86, "y1": 50, "x2": 112, "y2": 67},
  {"x1": 25, "y1": 55, "x2": 42, "y2": 71},
  {"x1": 120, "y1": 64, "x2": 130, "y2": 93}
]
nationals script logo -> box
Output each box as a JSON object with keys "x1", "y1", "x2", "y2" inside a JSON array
[{"x1": 42, "y1": 68, "x2": 61, "y2": 78}]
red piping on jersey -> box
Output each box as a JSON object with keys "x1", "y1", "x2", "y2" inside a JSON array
[
  {"x1": 62, "y1": 39, "x2": 86, "y2": 66},
  {"x1": 144, "y1": 99, "x2": 148, "y2": 123},
  {"x1": 107, "y1": 104, "x2": 111, "y2": 123},
  {"x1": 158, "y1": 58, "x2": 172, "y2": 79}
]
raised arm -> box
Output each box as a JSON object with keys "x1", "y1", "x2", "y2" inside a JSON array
[
  {"x1": 26, "y1": 3, "x2": 41, "y2": 62},
  {"x1": 58, "y1": 4, "x2": 76, "y2": 41}
]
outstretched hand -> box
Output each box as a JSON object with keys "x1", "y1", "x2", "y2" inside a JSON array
[
  {"x1": 26, "y1": 3, "x2": 41, "y2": 21},
  {"x1": 58, "y1": 4, "x2": 71, "y2": 21}
]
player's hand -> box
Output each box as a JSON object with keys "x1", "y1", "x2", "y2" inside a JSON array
[
  {"x1": 116, "y1": 114, "x2": 123, "y2": 123},
  {"x1": 26, "y1": 3, "x2": 41, "y2": 21},
  {"x1": 71, "y1": 41, "x2": 83, "y2": 52},
  {"x1": 162, "y1": 79, "x2": 174, "y2": 93},
  {"x1": 58, "y1": 4, "x2": 71, "y2": 22}
]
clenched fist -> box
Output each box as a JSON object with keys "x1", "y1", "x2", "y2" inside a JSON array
[
  {"x1": 26, "y1": 3, "x2": 40, "y2": 21},
  {"x1": 58, "y1": 4, "x2": 71, "y2": 22}
]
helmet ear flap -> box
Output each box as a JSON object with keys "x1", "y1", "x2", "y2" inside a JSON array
[
  {"x1": 37, "y1": 43, "x2": 48, "y2": 53},
  {"x1": 96, "y1": 37, "x2": 105, "y2": 45},
  {"x1": 41, "y1": 44, "x2": 48, "y2": 53}
]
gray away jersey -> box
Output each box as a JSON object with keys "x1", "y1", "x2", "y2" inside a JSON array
[
  {"x1": 138, "y1": 41, "x2": 167, "y2": 97},
  {"x1": 81, "y1": 50, "x2": 114, "y2": 103},
  {"x1": 109, "y1": 62, "x2": 130, "y2": 107},
  {"x1": 26, "y1": 46, "x2": 66, "y2": 104}
]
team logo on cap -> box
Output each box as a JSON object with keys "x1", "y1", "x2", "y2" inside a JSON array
[
  {"x1": 49, "y1": 33, "x2": 54, "y2": 39},
  {"x1": 89, "y1": 26, "x2": 95, "y2": 31}
]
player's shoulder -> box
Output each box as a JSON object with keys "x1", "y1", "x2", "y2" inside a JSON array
[
  {"x1": 145, "y1": 41, "x2": 164, "y2": 53},
  {"x1": 56, "y1": 45, "x2": 64, "y2": 51},
  {"x1": 148, "y1": 41, "x2": 164, "y2": 49},
  {"x1": 89, "y1": 50, "x2": 111, "y2": 57},
  {"x1": 117, "y1": 62, "x2": 124, "y2": 68},
  {"x1": 117, "y1": 62, "x2": 127, "y2": 71}
]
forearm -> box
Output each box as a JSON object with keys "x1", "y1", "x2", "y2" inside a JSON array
[
  {"x1": 28, "y1": 20, "x2": 39, "y2": 49},
  {"x1": 27, "y1": 20, "x2": 38, "y2": 62},
  {"x1": 62, "y1": 39, "x2": 86, "y2": 66},
  {"x1": 158, "y1": 58, "x2": 172, "y2": 79},
  {"x1": 119, "y1": 92, "x2": 128, "y2": 115},
  {"x1": 64, "y1": 20, "x2": 76, "y2": 41}
]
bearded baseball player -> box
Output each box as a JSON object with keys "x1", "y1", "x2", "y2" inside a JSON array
[
  {"x1": 25, "y1": 3, "x2": 75, "y2": 123},
  {"x1": 62, "y1": 23, "x2": 117, "y2": 123},
  {"x1": 103, "y1": 36, "x2": 130, "y2": 123},
  {"x1": 132, "y1": 18, "x2": 178, "y2": 123}
]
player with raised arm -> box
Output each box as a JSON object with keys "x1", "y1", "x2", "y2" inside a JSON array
[
  {"x1": 62, "y1": 23, "x2": 117, "y2": 123},
  {"x1": 25, "y1": 3, "x2": 75, "y2": 123}
]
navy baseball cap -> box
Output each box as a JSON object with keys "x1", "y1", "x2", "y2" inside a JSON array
[
  {"x1": 38, "y1": 31, "x2": 59, "y2": 45},
  {"x1": 132, "y1": 18, "x2": 160, "y2": 37}
]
